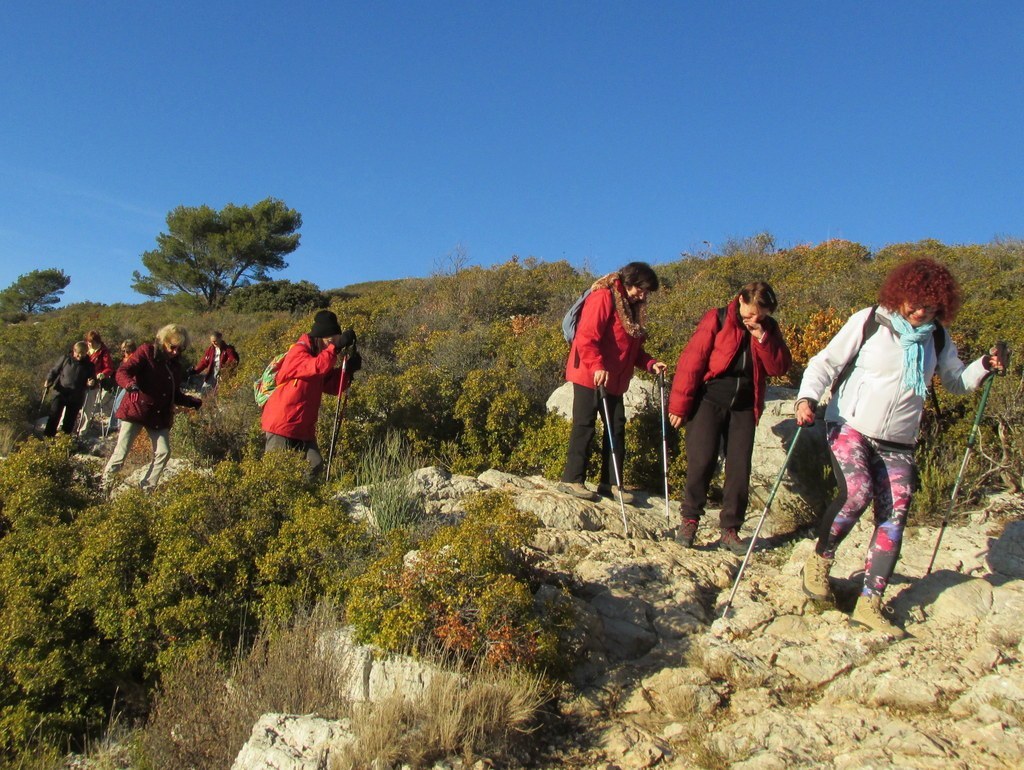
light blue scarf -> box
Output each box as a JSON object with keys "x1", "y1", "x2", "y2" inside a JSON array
[{"x1": 889, "y1": 312, "x2": 935, "y2": 397}]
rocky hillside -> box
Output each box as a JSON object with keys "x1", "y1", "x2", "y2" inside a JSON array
[{"x1": 233, "y1": 460, "x2": 1024, "y2": 769}]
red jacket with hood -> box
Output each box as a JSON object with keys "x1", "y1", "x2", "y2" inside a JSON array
[
  {"x1": 194, "y1": 343, "x2": 240, "y2": 381},
  {"x1": 566, "y1": 280, "x2": 655, "y2": 397},
  {"x1": 668, "y1": 298, "x2": 792, "y2": 425},
  {"x1": 261, "y1": 334, "x2": 353, "y2": 442},
  {"x1": 115, "y1": 343, "x2": 202, "y2": 430}
]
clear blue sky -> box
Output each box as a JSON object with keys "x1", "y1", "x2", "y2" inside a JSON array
[{"x1": 2, "y1": 2, "x2": 1021, "y2": 306}]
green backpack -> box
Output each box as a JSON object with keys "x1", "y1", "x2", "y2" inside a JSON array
[{"x1": 253, "y1": 352, "x2": 288, "y2": 408}]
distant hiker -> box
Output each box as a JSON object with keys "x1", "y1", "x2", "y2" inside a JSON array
[
  {"x1": 77, "y1": 330, "x2": 115, "y2": 435},
  {"x1": 189, "y1": 331, "x2": 239, "y2": 394},
  {"x1": 261, "y1": 310, "x2": 360, "y2": 476},
  {"x1": 107, "y1": 339, "x2": 137, "y2": 434},
  {"x1": 43, "y1": 341, "x2": 95, "y2": 437},
  {"x1": 103, "y1": 325, "x2": 202, "y2": 491},
  {"x1": 557, "y1": 263, "x2": 668, "y2": 503},
  {"x1": 668, "y1": 282, "x2": 792, "y2": 554},
  {"x1": 795, "y1": 258, "x2": 1007, "y2": 636}
]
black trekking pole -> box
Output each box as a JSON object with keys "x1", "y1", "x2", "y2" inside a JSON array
[
  {"x1": 597, "y1": 385, "x2": 630, "y2": 537},
  {"x1": 721, "y1": 426, "x2": 804, "y2": 618},
  {"x1": 103, "y1": 387, "x2": 121, "y2": 439},
  {"x1": 658, "y1": 370, "x2": 671, "y2": 526},
  {"x1": 324, "y1": 355, "x2": 349, "y2": 483},
  {"x1": 925, "y1": 342, "x2": 1009, "y2": 575}
]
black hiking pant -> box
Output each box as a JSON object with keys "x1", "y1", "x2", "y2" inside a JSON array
[
  {"x1": 681, "y1": 399, "x2": 755, "y2": 530},
  {"x1": 45, "y1": 392, "x2": 84, "y2": 437},
  {"x1": 561, "y1": 383, "x2": 626, "y2": 487}
]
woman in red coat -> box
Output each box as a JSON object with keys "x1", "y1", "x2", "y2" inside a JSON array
[
  {"x1": 668, "y1": 282, "x2": 791, "y2": 553},
  {"x1": 77, "y1": 330, "x2": 116, "y2": 435},
  {"x1": 102, "y1": 324, "x2": 202, "y2": 491},
  {"x1": 261, "y1": 310, "x2": 358, "y2": 476},
  {"x1": 558, "y1": 262, "x2": 668, "y2": 503}
]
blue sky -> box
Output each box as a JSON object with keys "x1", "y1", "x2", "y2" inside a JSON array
[{"x1": 2, "y1": 2, "x2": 1022, "y2": 306}]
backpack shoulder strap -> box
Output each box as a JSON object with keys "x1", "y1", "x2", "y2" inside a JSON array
[
  {"x1": 716, "y1": 306, "x2": 727, "y2": 329},
  {"x1": 831, "y1": 305, "x2": 880, "y2": 397}
]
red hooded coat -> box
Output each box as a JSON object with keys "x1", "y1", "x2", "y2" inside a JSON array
[
  {"x1": 668, "y1": 298, "x2": 792, "y2": 425},
  {"x1": 260, "y1": 334, "x2": 353, "y2": 442},
  {"x1": 565, "y1": 280, "x2": 655, "y2": 396}
]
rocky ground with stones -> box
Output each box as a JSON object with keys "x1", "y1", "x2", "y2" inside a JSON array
[{"x1": 234, "y1": 460, "x2": 1024, "y2": 769}]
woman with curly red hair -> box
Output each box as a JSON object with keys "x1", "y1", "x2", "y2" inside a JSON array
[{"x1": 794, "y1": 258, "x2": 1006, "y2": 635}]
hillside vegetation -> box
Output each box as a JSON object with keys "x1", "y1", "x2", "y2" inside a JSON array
[{"x1": 0, "y1": 238, "x2": 1022, "y2": 765}]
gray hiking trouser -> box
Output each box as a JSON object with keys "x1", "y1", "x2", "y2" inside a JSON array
[{"x1": 104, "y1": 421, "x2": 172, "y2": 490}]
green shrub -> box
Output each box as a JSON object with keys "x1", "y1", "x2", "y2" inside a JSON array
[
  {"x1": 346, "y1": 491, "x2": 569, "y2": 671},
  {"x1": 0, "y1": 439, "x2": 111, "y2": 754},
  {"x1": 355, "y1": 431, "x2": 425, "y2": 534}
]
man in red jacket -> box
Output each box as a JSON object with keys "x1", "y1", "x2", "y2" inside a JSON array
[
  {"x1": 668, "y1": 282, "x2": 792, "y2": 553},
  {"x1": 558, "y1": 263, "x2": 668, "y2": 504},
  {"x1": 261, "y1": 310, "x2": 360, "y2": 476}
]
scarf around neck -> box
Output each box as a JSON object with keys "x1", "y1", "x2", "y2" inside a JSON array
[
  {"x1": 889, "y1": 311, "x2": 935, "y2": 397},
  {"x1": 590, "y1": 273, "x2": 647, "y2": 338}
]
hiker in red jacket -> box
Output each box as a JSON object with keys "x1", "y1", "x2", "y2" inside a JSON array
[
  {"x1": 189, "y1": 330, "x2": 240, "y2": 394},
  {"x1": 102, "y1": 324, "x2": 202, "y2": 491},
  {"x1": 261, "y1": 310, "x2": 359, "y2": 476},
  {"x1": 77, "y1": 330, "x2": 116, "y2": 435},
  {"x1": 668, "y1": 281, "x2": 792, "y2": 553},
  {"x1": 557, "y1": 262, "x2": 668, "y2": 503}
]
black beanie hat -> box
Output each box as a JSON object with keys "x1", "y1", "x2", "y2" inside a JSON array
[{"x1": 310, "y1": 310, "x2": 342, "y2": 338}]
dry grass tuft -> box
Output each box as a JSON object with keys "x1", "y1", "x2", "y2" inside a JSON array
[
  {"x1": 332, "y1": 662, "x2": 549, "y2": 769},
  {"x1": 141, "y1": 606, "x2": 353, "y2": 770}
]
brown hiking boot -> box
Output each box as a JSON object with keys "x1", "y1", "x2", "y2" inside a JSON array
[
  {"x1": 719, "y1": 527, "x2": 746, "y2": 555},
  {"x1": 675, "y1": 518, "x2": 699, "y2": 547},
  {"x1": 557, "y1": 482, "x2": 600, "y2": 502},
  {"x1": 802, "y1": 551, "x2": 834, "y2": 601},
  {"x1": 597, "y1": 483, "x2": 635, "y2": 505},
  {"x1": 851, "y1": 594, "x2": 906, "y2": 638}
]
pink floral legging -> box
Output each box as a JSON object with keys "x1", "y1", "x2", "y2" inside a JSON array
[{"x1": 817, "y1": 422, "x2": 916, "y2": 598}]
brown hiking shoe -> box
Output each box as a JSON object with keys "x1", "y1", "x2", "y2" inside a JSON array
[
  {"x1": 719, "y1": 527, "x2": 746, "y2": 555},
  {"x1": 675, "y1": 518, "x2": 699, "y2": 547},
  {"x1": 597, "y1": 483, "x2": 635, "y2": 505},
  {"x1": 802, "y1": 551, "x2": 834, "y2": 601},
  {"x1": 557, "y1": 482, "x2": 600, "y2": 502},
  {"x1": 851, "y1": 594, "x2": 906, "y2": 638}
]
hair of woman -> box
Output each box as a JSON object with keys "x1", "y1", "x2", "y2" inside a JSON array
[{"x1": 878, "y1": 258, "x2": 961, "y2": 325}]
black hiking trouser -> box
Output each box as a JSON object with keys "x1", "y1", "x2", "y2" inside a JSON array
[
  {"x1": 681, "y1": 398, "x2": 755, "y2": 530},
  {"x1": 45, "y1": 392, "x2": 84, "y2": 437},
  {"x1": 561, "y1": 383, "x2": 626, "y2": 487}
]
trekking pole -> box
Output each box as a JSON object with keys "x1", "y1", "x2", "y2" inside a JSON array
[
  {"x1": 103, "y1": 387, "x2": 121, "y2": 439},
  {"x1": 658, "y1": 370, "x2": 671, "y2": 526},
  {"x1": 598, "y1": 385, "x2": 630, "y2": 538},
  {"x1": 324, "y1": 355, "x2": 349, "y2": 483},
  {"x1": 925, "y1": 342, "x2": 1009, "y2": 575},
  {"x1": 721, "y1": 426, "x2": 804, "y2": 618}
]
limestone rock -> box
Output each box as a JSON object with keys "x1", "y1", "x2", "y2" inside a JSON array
[
  {"x1": 988, "y1": 520, "x2": 1024, "y2": 578},
  {"x1": 231, "y1": 713, "x2": 354, "y2": 770},
  {"x1": 546, "y1": 378, "x2": 658, "y2": 421}
]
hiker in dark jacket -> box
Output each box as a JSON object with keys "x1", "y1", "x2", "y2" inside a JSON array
[
  {"x1": 557, "y1": 262, "x2": 668, "y2": 503},
  {"x1": 262, "y1": 310, "x2": 358, "y2": 476},
  {"x1": 102, "y1": 324, "x2": 202, "y2": 491},
  {"x1": 668, "y1": 281, "x2": 791, "y2": 554},
  {"x1": 189, "y1": 331, "x2": 240, "y2": 393},
  {"x1": 43, "y1": 341, "x2": 96, "y2": 437}
]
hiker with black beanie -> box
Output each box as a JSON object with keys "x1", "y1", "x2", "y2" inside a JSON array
[{"x1": 262, "y1": 309, "x2": 360, "y2": 476}]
